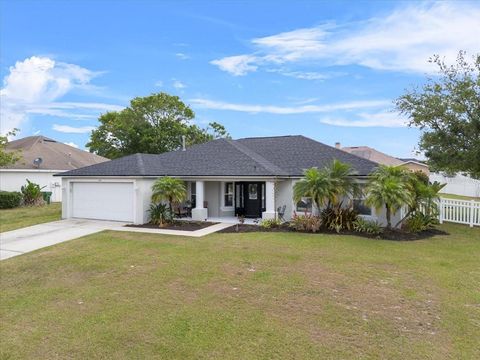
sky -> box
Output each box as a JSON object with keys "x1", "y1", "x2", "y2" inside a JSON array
[{"x1": 1, "y1": 0, "x2": 479, "y2": 157}]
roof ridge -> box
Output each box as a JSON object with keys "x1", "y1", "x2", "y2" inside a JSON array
[
  {"x1": 227, "y1": 139, "x2": 287, "y2": 175},
  {"x1": 136, "y1": 153, "x2": 146, "y2": 175}
]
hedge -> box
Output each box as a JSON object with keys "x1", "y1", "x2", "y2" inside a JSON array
[{"x1": 0, "y1": 191, "x2": 23, "y2": 209}]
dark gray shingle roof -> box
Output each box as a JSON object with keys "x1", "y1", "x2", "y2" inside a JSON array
[{"x1": 57, "y1": 135, "x2": 378, "y2": 177}]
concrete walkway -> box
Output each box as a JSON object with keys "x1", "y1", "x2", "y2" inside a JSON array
[{"x1": 0, "y1": 219, "x2": 234, "y2": 261}]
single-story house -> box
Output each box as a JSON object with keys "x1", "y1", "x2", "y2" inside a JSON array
[
  {"x1": 56, "y1": 135, "x2": 401, "y2": 225},
  {"x1": 339, "y1": 144, "x2": 430, "y2": 175},
  {"x1": 1, "y1": 136, "x2": 108, "y2": 202}
]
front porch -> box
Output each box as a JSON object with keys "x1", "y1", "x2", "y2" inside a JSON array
[
  {"x1": 176, "y1": 216, "x2": 261, "y2": 225},
  {"x1": 177, "y1": 179, "x2": 279, "y2": 222}
]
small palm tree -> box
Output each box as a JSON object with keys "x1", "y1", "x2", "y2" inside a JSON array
[
  {"x1": 293, "y1": 167, "x2": 332, "y2": 213},
  {"x1": 151, "y1": 176, "x2": 187, "y2": 213},
  {"x1": 365, "y1": 166, "x2": 412, "y2": 229},
  {"x1": 326, "y1": 159, "x2": 360, "y2": 208}
]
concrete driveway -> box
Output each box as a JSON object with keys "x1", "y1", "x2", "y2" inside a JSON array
[{"x1": 0, "y1": 219, "x2": 126, "y2": 261}]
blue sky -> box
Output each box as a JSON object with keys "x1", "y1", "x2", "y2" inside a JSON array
[{"x1": 1, "y1": 0, "x2": 479, "y2": 157}]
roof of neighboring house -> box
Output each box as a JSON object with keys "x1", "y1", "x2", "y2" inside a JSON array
[
  {"x1": 3, "y1": 136, "x2": 108, "y2": 170},
  {"x1": 57, "y1": 135, "x2": 379, "y2": 177},
  {"x1": 341, "y1": 146, "x2": 429, "y2": 170}
]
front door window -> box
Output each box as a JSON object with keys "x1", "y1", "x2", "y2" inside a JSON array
[{"x1": 248, "y1": 184, "x2": 258, "y2": 200}]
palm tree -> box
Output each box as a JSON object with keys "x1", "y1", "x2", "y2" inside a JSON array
[
  {"x1": 326, "y1": 159, "x2": 360, "y2": 208},
  {"x1": 293, "y1": 167, "x2": 332, "y2": 213},
  {"x1": 365, "y1": 166, "x2": 412, "y2": 229},
  {"x1": 151, "y1": 176, "x2": 187, "y2": 213}
]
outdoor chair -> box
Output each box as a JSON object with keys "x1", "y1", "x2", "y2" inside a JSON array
[{"x1": 277, "y1": 205, "x2": 286, "y2": 222}]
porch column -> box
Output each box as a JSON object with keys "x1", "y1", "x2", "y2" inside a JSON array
[
  {"x1": 192, "y1": 181, "x2": 208, "y2": 221},
  {"x1": 262, "y1": 181, "x2": 276, "y2": 219}
]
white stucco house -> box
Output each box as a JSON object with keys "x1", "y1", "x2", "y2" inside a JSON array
[
  {"x1": 56, "y1": 135, "x2": 399, "y2": 225},
  {"x1": 1, "y1": 136, "x2": 108, "y2": 202}
]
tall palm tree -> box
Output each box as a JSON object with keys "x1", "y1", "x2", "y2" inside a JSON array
[
  {"x1": 365, "y1": 166, "x2": 411, "y2": 229},
  {"x1": 293, "y1": 167, "x2": 332, "y2": 213},
  {"x1": 326, "y1": 159, "x2": 360, "y2": 208},
  {"x1": 151, "y1": 176, "x2": 187, "y2": 213}
]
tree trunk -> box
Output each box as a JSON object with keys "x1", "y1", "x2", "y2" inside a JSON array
[{"x1": 386, "y1": 204, "x2": 392, "y2": 229}]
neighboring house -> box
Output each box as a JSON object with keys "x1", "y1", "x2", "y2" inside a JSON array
[
  {"x1": 56, "y1": 135, "x2": 400, "y2": 226},
  {"x1": 339, "y1": 144, "x2": 430, "y2": 175},
  {"x1": 0, "y1": 136, "x2": 108, "y2": 202}
]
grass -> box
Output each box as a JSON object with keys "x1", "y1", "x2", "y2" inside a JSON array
[
  {"x1": 440, "y1": 193, "x2": 480, "y2": 201},
  {"x1": 0, "y1": 202, "x2": 62, "y2": 232},
  {"x1": 1, "y1": 223, "x2": 479, "y2": 359}
]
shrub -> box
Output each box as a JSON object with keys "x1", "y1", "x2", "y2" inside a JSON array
[
  {"x1": 21, "y1": 179, "x2": 45, "y2": 206},
  {"x1": 149, "y1": 203, "x2": 173, "y2": 227},
  {"x1": 0, "y1": 191, "x2": 22, "y2": 209},
  {"x1": 289, "y1": 212, "x2": 322, "y2": 233},
  {"x1": 404, "y1": 212, "x2": 438, "y2": 233},
  {"x1": 321, "y1": 207, "x2": 358, "y2": 233},
  {"x1": 260, "y1": 218, "x2": 282, "y2": 229},
  {"x1": 353, "y1": 217, "x2": 383, "y2": 235}
]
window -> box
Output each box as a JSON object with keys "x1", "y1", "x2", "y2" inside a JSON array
[
  {"x1": 261, "y1": 183, "x2": 265, "y2": 208},
  {"x1": 296, "y1": 197, "x2": 312, "y2": 213},
  {"x1": 248, "y1": 183, "x2": 258, "y2": 200},
  {"x1": 224, "y1": 182, "x2": 233, "y2": 207},
  {"x1": 353, "y1": 199, "x2": 372, "y2": 216}
]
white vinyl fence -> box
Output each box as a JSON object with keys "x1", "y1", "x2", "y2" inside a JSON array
[{"x1": 438, "y1": 198, "x2": 480, "y2": 227}]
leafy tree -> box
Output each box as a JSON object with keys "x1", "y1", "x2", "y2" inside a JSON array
[
  {"x1": 0, "y1": 129, "x2": 21, "y2": 167},
  {"x1": 396, "y1": 51, "x2": 480, "y2": 179},
  {"x1": 395, "y1": 171, "x2": 446, "y2": 227},
  {"x1": 365, "y1": 166, "x2": 412, "y2": 229},
  {"x1": 87, "y1": 93, "x2": 230, "y2": 158},
  {"x1": 151, "y1": 176, "x2": 187, "y2": 213},
  {"x1": 293, "y1": 167, "x2": 332, "y2": 212},
  {"x1": 325, "y1": 159, "x2": 360, "y2": 207},
  {"x1": 293, "y1": 160, "x2": 360, "y2": 213}
]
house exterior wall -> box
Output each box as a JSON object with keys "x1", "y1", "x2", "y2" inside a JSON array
[
  {"x1": 276, "y1": 179, "x2": 294, "y2": 220},
  {"x1": 400, "y1": 163, "x2": 430, "y2": 175},
  {"x1": 0, "y1": 169, "x2": 63, "y2": 202}
]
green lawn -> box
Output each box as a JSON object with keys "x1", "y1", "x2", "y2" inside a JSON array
[
  {"x1": 441, "y1": 193, "x2": 480, "y2": 201},
  {"x1": 0, "y1": 202, "x2": 62, "y2": 232},
  {"x1": 1, "y1": 224, "x2": 479, "y2": 359}
]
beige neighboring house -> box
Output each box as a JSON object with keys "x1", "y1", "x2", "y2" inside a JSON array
[
  {"x1": 337, "y1": 143, "x2": 429, "y2": 175},
  {"x1": 0, "y1": 136, "x2": 108, "y2": 202}
]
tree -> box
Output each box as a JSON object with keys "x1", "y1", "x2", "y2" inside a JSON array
[
  {"x1": 293, "y1": 160, "x2": 360, "y2": 213},
  {"x1": 151, "y1": 177, "x2": 187, "y2": 214},
  {"x1": 87, "y1": 93, "x2": 230, "y2": 159},
  {"x1": 293, "y1": 167, "x2": 332, "y2": 213},
  {"x1": 365, "y1": 166, "x2": 412, "y2": 229},
  {"x1": 325, "y1": 159, "x2": 360, "y2": 207},
  {"x1": 396, "y1": 51, "x2": 480, "y2": 179},
  {"x1": 0, "y1": 129, "x2": 21, "y2": 167}
]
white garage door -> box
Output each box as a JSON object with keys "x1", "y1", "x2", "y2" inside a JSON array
[{"x1": 72, "y1": 182, "x2": 134, "y2": 222}]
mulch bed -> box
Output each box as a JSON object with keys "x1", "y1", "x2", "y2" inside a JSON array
[
  {"x1": 217, "y1": 223, "x2": 449, "y2": 241},
  {"x1": 126, "y1": 221, "x2": 218, "y2": 231}
]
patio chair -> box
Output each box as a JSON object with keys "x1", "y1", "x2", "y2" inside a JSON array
[{"x1": 277, "y1": 205, "x2": 286, "y2": 222}]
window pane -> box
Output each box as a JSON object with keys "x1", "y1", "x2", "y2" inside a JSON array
[
  {"x1": 261, "y1": 183, "x2": 265, "y2": 208},
  {"x1": 248, "y1": 184, "x2": 258, "y2": 200},
  {"x1": 235, "y1": 184, "x2": 241, "y2": 207},
  {"x1": 353, "y1": 199, "x2": 371, "y2": 215},
  {"x1": 225, "y1": 194, "x2": 233, "y2": 206},
  {"x1": 296, "y1": 197, "x2": 312, "y2": 212}
]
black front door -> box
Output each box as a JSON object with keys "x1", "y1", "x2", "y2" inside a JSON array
[{"x1": 244, "y1": 182, "x2": 262, "y2": 218}]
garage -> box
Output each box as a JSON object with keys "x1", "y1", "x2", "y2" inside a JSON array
[{"x1": 71, "y1": 182, "x2": 134, "y2": 222}]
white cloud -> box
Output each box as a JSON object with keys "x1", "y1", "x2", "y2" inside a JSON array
[
  {"x1": 0, "y1": 56, "x2": 121, "y2": 134},
  {"x1": 172, "y1": 79, "x2": 186, "y2": 89},
  {"x1": 175, "y1": 53, "x2": 190, "y2": 60},
  {"x1": 320, "y1": 111, "x2": 407, "y2": 127},
  {"x1": 211, "y1": 2, "x2": 480, "y2": 75},
  {"x1": 64, "y1": 141, "x2": 79, "y2": 148},
  {"x1": 52, "y1": 124, "x2": 96, "y2": 133},
  {"x1": 190, "y1": 98, "x2": 390, "y2": 114},
  {"x1": 210, "y1": 55, "x2": 258, "y2": 76}
]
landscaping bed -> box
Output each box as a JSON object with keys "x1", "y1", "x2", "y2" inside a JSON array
[
  {"x1": 218, "y1": 223, "x2": 449, "y2": 241},
  {"x1": 126, "y1": 220, "x2": 217, "y2": 231}
]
